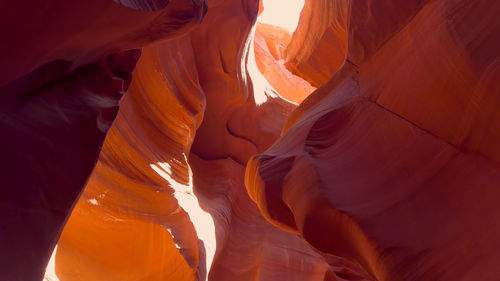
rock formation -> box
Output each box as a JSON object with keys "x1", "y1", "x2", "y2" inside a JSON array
[
  {"x1": 48, "y1": 0, "x2": 329, "y2": 280},
  {"x1": 0, "y1": 1, "x2": 206, "y2": 280},
  {"x1": 284, "y1": 0, "x2": 348, "y2": 88},
  {"x1": 246, "y1": 0, "x2": 500, "y2": 280},
  {"x1": 254, "y1": 23, "x2": 316, "y2": 104},
  {"x1": 0, "y1": 0, "x2": 499, "y2": 280}
]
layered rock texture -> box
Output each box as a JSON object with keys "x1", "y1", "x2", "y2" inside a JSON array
[
  {"x1": 247, "y1": 0, "x2": 500, "y2": 280},
  {"x1": 0, "y1": 1, "x2": 206, "y2": 280},
  {"x1": 0, "y1": 0, "x2": 499, "y2": 281}
]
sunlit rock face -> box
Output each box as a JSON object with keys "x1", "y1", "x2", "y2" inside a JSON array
[
  {"x1": 0, "y1": 0, "x2": 206, "y2": 280},
  {"x1": 52, "y1": 38, "x2": 205, "y2": 281},
  {"x1": 284, "y1": 0, "x2": 348, "y2": 88},
  {"x1": 187, "y1": 5, "x2": 328, "y2": 280},
  {"x1": 254, "y1": 23, "x2": 316, "y2": 104},
  {"x1": 49, "y1": 0, "x2": 329, "y2": 280},
  {"x1": 1, "y1": 0, "x2": 500, "y2": 280},
  {"x1": 247, "y1": 0, "x2": 500, "y2": 280}
]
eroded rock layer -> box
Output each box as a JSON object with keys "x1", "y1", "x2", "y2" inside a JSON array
[
  {"x1": 52, "y1": 38, "x2": 205, "y2": 281},
  {"x1": 254, "y1": 23, "x2": 316, "y2": 104},
  {"x1": 1, "y1": 0, "x2": 499, "y2": 280},
  {"x1": 247, "y1": 0, "x2": 500, "y2": 280},
  {"x1": 48, "y1": 0, "x2": 330, "y2": 280},
  {"x1": 0, "y1": 0, "x2": 206, "y2": 280},
  {"x1": 284, "y1": 0, "x2": 348, "y2": 87}
]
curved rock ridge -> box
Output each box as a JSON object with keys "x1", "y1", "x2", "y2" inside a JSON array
[
  {"x1": 190, "y1": 1, "x2": 334, "y2": 281},
  {"x1": 47, "y1": 0, "x2": 336, "y2": 280},
  {"x1": 189, "y1": 0, "x2": 296, "y2": 165},
  {"x1": 188, "y1": 4, "x2": 331, "y2": 279},
  {"x1": 49, "y1": 38, "x2": 206, "y2": 281},
  {"x1": 284, "y1": 0, "x2": 348, "y2": 88},
  {"x1": 189, "y1": 1, "x2": 335, "y2": 280},
  {"x1": 2, "y1": 0, "x2": 499, "y2": 280},
  {"x1": 190, "y1": 155, "x2": 330, "y2": 281},
  {"x1": 254, "y1": 23, "x2": 316, "y2": 104},
  {"x1": 0, "y1": 0, "x2": 207, "y2": 87},
  {"x1": 0, "y1": 0, "x2": 207, "y2": 280},
  {"x1": 246, "y1": 0, "x2": 500, "y2": 280},
  {"x1": 0, "y1": 49, "x2": 141, "y2": 281}
]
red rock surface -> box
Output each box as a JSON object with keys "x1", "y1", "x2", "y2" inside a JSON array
[
  {"x1": 0, "y1": 49, "x2": 141, "y2": 281},
  {"x1": 47, "y1": 0, "x2": 329, "y2": 280},
  {"x1": 246, "y1": 0, "x2": 500, "y2": 280},
  {"x1": 51, "y1": 38, "x2": 205, "y2": 281},
  {"x1": 254, "y1": 23, "x2": 316, "y2": 104},
  {"x1": 0, "y1": 1, "x2": 206, "y2": 280},
  {"x1": 0, "y1": 0, "x2": 206, "y2": 88},
  {"x1": 1, "y1": 0, "x2": 499, "y2": 280},
  {"x1": 284, "y1": 0, "x2": 348, "y2": 87}
]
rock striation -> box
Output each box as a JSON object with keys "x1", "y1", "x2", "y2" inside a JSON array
[
  {"x1": 48, "y1": 0, "x2": 328, "y2": 280},
  {"x1": 51, "y1": 38, "x2": 205, "y2": 281},
  {"x1": 284, "y1": 0, "x2": 348, "y2": 88},
  {"x1": 254, "y1": 23, "x2": 316, "y2": 104},
  {"x1": 0, "y1": 0, "x2": 206, "y2": 280},
  {"x1": 246, "y1": 0, "x2": 500, "y2": 280},
  {"x1": 0, "y1": 0, "x2": 499, "y2": 280}
]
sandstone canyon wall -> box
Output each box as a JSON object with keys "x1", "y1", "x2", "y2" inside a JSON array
[
  {"x1": 0, "y1": 0, "x2": 499, "y2": 281},
  {"x1": 0, "y1": 1, "x2": 206, "y2": 280},
  {"x1": 44, "y1": 0, "x2": 328, "y2": 280},
  {"x1": 246, "y1": 0, "x2": 500, "y2": 280},
  {"x1": 49, "y1": 0, "x2": 328, "y2": 279}
]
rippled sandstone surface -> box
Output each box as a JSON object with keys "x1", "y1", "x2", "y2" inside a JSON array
[
  {"x1": 0, "y1": 0, "x2": 499, "y2": 280},
  {"x1": 247, "y1": 0, "x2": 500, "y2": 280}
]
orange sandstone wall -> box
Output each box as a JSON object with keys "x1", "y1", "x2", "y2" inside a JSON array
[
  {"x1": 246, "y1": 0, "x2": 500, "y2": 280},
  {"x1": 52, "y1": 38, "x2": 204, "y2": 281},
  {"x1": 254, "y1": 23, "x2": 316, "y2": 104},
  {"x1": 284, "y1": 0, "x2": 348, "y2": 87},
  {"x1": 49, "y1": 0, "x2": 333, "y2": 280},
  {"x1": 0, "y1": 0, "x2": 206, "y2": 88},
  {"x1": 0, "y1": 1, "x2": 206, "y2": 280},
  {"x1": 2, "y1": 0, "x2": 500, "y2": 280},
  {"x1": 188, "y1": 2, "x2": 329, "y2": 280}
]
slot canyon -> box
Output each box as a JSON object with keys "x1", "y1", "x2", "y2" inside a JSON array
[{"x1": 0, "y1": 0, "x2": 499, "y2": 280}]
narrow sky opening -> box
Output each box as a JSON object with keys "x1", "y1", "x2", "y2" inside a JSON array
[{"x1": 258, "y1": 0, "x2": 305, "y2": 32}]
